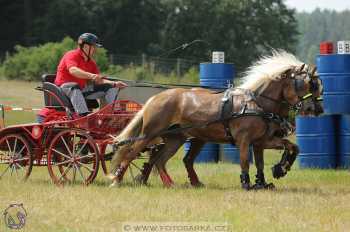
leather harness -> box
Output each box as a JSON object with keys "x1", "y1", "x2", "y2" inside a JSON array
[{"x1": 219, "y1": 88, "x2": 293, "y2": 143}]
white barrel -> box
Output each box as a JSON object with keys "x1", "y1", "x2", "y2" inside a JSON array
[
  {"x1": 337, "y1": 41, "x2": 350, "y2": 54},
  {"x1": 212, "y1": 51, "x2": 225, "y2": 63}
]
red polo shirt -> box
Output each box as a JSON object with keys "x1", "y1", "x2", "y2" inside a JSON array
[{"x1": 55, "y1": 48, "x2": 99, "y2": 89}]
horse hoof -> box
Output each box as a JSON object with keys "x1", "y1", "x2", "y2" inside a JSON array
[
  {"x1": 241, "y1": 183, "x2": 251, "y2": 191},
  {"x1": 252, "y1": 182, "x2": 275, "y2": 190},
  {"x1": 134, "y1": 174, "x2": 147, "y2": 186},
  {"x1": 265, "y1": 183, "x2": 275, "y2": 190},
  {"x1": 164, "y1": 183, "x2": 174, "y2": 188},
  {"x1": 109, "y1": 181, "x2": 120, "y2": 188},
  {"x1": 106, "y1": 173, "x2": 117, "y2": 181},
  {"x1": 191, "y1": 181, "x2": 205, "y2": 188},
  {"x1": 251, "y1": 183, "x2": 265, "y2": 190},
  {"x1": 272, "y1": 164, "x2": 287, "y2": 179}
]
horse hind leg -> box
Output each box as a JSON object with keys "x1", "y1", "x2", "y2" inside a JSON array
[
  {"x1": 153, "y1": 135, "x2": 186, "y2": 188},
  {"x1": 183, "y1": 139, "x2": 205, "y2": 187},
  {"x1": 134, "y1": 143, "x2": 164, "y2": 185},
  {"x1": 109, "y1": 138, "x2": 153, "y2": 187}
]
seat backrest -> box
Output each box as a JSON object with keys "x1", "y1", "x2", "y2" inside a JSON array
[
  {"x1": 43, "y1": 82, "x2": 73, "y2": 111},
  {"x1": 42, "y1": 74, "x2": 57, "y2": 83}
]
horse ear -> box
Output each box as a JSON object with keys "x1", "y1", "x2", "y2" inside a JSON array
[{"x1": 298, "y1": 64, "x2": 305, "y2": 72}]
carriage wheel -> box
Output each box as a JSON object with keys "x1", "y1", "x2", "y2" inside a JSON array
[
  {"x1": 0, "y1": 134, "x2": 33, "y2": 181},
  {"x1": 47, "y1": 129, "x2": 99, "y2": 186}
]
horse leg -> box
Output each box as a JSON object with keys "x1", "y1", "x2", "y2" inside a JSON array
[
  {"x1": 134, "y1": 146, "x2": 163, "y2": 185},
  {"x1": 110, "y1": 138, "x2": 152, "y2": 186},
  {"x1": 261, "y1": 137, "x2": 299, "y2": 179},
  {"x1": 183, "y1": 139, "x2": 205, "y2": 187},
  {"x1": 236, "y1": 133, "x2": 252, "y2": 190},
  {"x1": 154, "y1": 135, "x2": 186, "y2": 188},
  {"x1": 251, "y1": 146, "x2": 275, "y2": 190},
  {"x1": 271, "y1": 139, "x2": 299, "y2": 179}
]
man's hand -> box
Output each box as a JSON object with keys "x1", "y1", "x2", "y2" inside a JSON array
[
  {"x1": 114, "y1": 81, "x2": 128, "y2": 89},
  {"x1": 91, "y1": 74, "x2": 105, "y2": 84}
]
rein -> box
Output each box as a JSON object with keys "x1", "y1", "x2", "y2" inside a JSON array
[{"x1": 103, "y1": 77, "x2": 226, "y2": 91}]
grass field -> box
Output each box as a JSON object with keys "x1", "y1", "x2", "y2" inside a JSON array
[{"x1": 0, "y1": 80, "x2": 350, "y2": 232}]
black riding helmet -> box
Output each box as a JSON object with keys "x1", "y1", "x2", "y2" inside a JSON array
[
  {"x1": 78, "y1": 33, "x2": 102, "y2": 60},
  {"x1": 78, "y1": 33, "x2": 103, "y2": 47}
]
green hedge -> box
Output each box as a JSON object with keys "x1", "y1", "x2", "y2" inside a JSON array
[
  {"x1": 0, "y1": 37, "x2": 199, "y2": 84},
  {"x1": 0, "y1": 37, "x2": 109, "y2": 81}
]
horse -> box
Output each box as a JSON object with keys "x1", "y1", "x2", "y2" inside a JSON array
[
  {"x1": 130, "y1": 85, "x2": 323, "y2": 189},
  {"x1": 109, "y1": 50, "x2": 323, "y2": 190}
]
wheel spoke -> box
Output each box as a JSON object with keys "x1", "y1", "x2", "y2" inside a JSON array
[
  {"x1": 5, "y1": 139, "x2": 12, "y2": 156},
  {"x1": 14, "y1": 162, "x2": 24, "y2": 170},
  {"x1": 53, "y1": 159, "x2": 72, "y2": 166},
  {"x1": 76, "y1": 140, "x2": 89, "y2": 156},
  {"x1": 58, "y1": 163, "x2": 73, "y2": 182},
  {"x1": 75, "y1": 153, "x2": 94, "y2": 161},
  {"x1": 15, "y1": 145, "x2": 26, "y2": 157},
  {"x1": 0, "y1": 165, "x2": 11, "y2": 178},
  {"x1": 76, "y1": 161, "x2": 94, "y2": 172},
  {"x1": 76, "y1": 164, "x2": 86, "y2": 183},
  {"x1": 13, "y1": 138, "x2": 18, "y2": 156},
  {"x1": 14, "y1": 165, "x2": 19, "y2": 178},
  {"x1": 72, "y1": 132, "x2": 77, "y2": 157},
  {"x1": 60, "y1": 136, "x2": 73, "y2": 156},
  {"x1": 10, "y1": 165, "x2": 14, "y2": 176},
  {"x1": 52, "y1": 148, "x2": 72, "y2": 160},
  {"x1": 13, "y1": 157, "x2": 29, "y2": 162},
  {"x1": 72, "y1": 165, "x2": 76, "y2": 182}
]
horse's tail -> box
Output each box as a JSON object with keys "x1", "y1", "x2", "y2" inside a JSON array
[
  {"x1": 115, "y1": 108, "x2": 144, "y2": 143},
  {"x1": 115, "y1": 96, "x2": 155, "y2": 143}
]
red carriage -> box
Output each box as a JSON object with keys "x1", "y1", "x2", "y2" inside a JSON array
[{"x1": 0, "y1": 74, "x2": 143, "y2": 185}]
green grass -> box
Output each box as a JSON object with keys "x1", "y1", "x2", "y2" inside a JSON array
[{"x1": 0, "y1": 80, "x2": 350, "y2": 232}]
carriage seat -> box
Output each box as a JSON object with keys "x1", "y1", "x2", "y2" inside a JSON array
[{"x1": 41, "y1": 74, "x2": 99, "y2": 111}]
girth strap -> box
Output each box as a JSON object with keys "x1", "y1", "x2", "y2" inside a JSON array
[{"x1": 220, "y1": 90, "x2": 238, "y2": 143}]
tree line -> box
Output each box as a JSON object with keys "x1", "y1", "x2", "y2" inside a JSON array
[
  {"x1": 296, "y1": 8, "x2": 350, "y2": 64},
  {"x1": 1, "y1": 1, "x2": 349, "y2": 73},
  {"x1": 1, "y1": 0, "x2": 297, "y2": 73}
]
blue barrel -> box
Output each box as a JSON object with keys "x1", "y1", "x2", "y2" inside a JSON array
[
  {"x1": 220, "y1": 144, "x2": 253, "y2": 164},
  {"x1": 338, "y1": 115, "x2": 350, "y2": 168},
  {"x1": 199, "y1": 63, "x2": 235, "y2": 88},
  {"x1": 184, "y1": 143, "x2": 219, "y2": 163},
  {"x1": 316, "y1": 54, "x2": 350, "y2": 114},
  {"x1": 296, "y1": 115, "x2": 337, "y2": 168}
]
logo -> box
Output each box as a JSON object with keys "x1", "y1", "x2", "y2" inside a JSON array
[{"x1": 3, "y1": 203, "x2": 27, "y2": 229}]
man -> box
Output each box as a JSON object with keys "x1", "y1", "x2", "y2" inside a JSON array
[{"x1": 54, "y1": 32, "x2": 127, "y2": 116}]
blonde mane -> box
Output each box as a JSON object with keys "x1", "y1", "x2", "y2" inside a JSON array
[{"x1": 239, "y1": 50, "x2": 305, "y2": 94}]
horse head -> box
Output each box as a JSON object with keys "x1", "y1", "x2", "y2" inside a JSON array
[{"x1": 280, "y1": 64, "x2": 323, "y2": 116}]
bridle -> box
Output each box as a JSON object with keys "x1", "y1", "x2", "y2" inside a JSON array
[{"x1": 257, "y1": 67, "x2": 321, "y2": 113}]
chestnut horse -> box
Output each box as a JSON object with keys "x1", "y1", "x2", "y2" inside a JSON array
[{"x1": 109, "y1": 51, "x2": 323, "y2": 190}]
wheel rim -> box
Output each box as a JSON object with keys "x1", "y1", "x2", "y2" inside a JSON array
[
  {"x1": 47, "y1": 130, "x2": 99, "y2": 185},
  {"x1": 0, "y1": 134, "x2": 33, "y2": 181}
]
